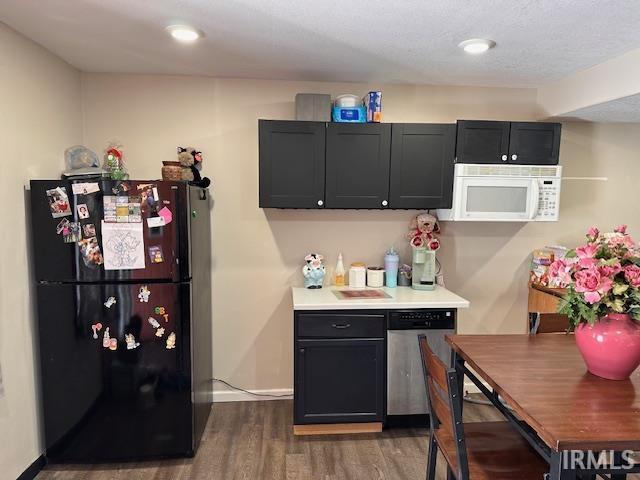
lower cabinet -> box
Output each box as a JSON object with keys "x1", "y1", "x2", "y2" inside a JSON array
[
  {"x1": 294, "y1": 311, "x2": 386, "y2": 425},
  {"x1": 294, "y1": 338, "x2": 385, "y2": 424}
]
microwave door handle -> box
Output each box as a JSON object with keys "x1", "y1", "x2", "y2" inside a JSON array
[{"x1": 529, "y1": 180, "x2": 540, "y2": 219}]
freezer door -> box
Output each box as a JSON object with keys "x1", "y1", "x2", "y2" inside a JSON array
[
  {"x1": 29, "y1": 180, "x2": 190, "y2": 283},
  {"x1": 37, "y1": 282, "x2": 193, "y2": 462}
]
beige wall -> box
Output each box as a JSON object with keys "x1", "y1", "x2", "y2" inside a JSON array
[
  {"x1": 0, "y1": 23, "x2": 82, "y2": 478},
  {"x1": 81, "y1": 74, "x2": 547, "y2": 394},
  {"x1": 81, "y1": 74, "x2": 640, "y2": 395}
]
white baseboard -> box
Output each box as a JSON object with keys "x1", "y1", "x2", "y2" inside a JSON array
[
  {"x1": 210, "y1": 381, "x2": 483, "y2": 403},
  {"x1": 212, "y1": 388, "x2": 293, "y2": 403}
]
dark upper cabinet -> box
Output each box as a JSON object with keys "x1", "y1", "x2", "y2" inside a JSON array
[
  {"x1": 325, "y1": 123, "x2": 391, "y2": 209},
  {"x1": 294, "y1": 338, "x2": 385, "y2": 424},
  {"x1": 456, "y1": 120, "x2": 560, "y2": 165},
  {"x1": 389, "y1": 123, "x2": 456, "y2": 209},
  {"x1": 508, "y1": 122, "x2": 561, "y2": 165},
  {"x1": 259, "y1": 120, "x2": 326, "y2": 208},
  {"x1": 455, "y1": 120, "x2": 511, "y2": 164}
]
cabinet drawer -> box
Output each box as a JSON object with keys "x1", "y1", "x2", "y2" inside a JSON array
[{"x1": 296, "y1": 312, "x2": 386, "y2": 338}]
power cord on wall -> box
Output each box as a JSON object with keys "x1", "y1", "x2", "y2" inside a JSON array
[{"x1": 211, "y1": 378, "x2": 292, "y2": 398}]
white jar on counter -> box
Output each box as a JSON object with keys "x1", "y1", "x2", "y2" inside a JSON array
[
  {"x1": 367, "y1": 267, "x2": 385, "y2": 287},
  {"x1": 348, "y1": 263, "x2": 366, "y2": 288}
]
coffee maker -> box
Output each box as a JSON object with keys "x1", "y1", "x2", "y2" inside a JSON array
[{"x1": 412, "y1": 247, "x2": 436, "y2": 291}]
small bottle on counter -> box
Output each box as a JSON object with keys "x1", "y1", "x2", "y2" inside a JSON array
[{"x1": 334, "y1": 253, "x2": 346, "y2": 286}]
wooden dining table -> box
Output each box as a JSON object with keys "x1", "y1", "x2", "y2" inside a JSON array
[{"x1": 446, "y1": 333, "x2": 640, "y2": 479}]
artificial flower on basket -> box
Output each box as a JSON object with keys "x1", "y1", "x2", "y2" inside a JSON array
[{"x1": 548, "y1": 225, "x2": 640, "y2": 380}]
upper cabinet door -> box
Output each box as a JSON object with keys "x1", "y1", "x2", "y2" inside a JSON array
[
  {"x1": 389, "y1": 123, "x2": 456, "y2": 209},
  {"x1": 325, "y1": 123, "x2": 391, "y2": 209},
  {"x1": 455, "y1": 120, "x2": 511, "y2": 164},
  {"x1": 259, "y1": 120, "x2": 326, "y2": 208},
  {"x1": 508, "y1": 122, "x2": 561, "y2": 165}
]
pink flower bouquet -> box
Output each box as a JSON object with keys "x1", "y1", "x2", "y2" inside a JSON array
[{"x1": 548, "y1": 225, "x2": 640, "y2": 329}]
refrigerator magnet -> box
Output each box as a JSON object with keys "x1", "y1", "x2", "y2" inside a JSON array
[
  {"x1": 158, "y1": 207, "x2": 172, "y2": 225},
  {"x1": 76, "y1": 203, "x2": 90, "y2": 219},
  {"x1": 104, "y1": 296, "x2": 117, "y2": 308},
  {"x1": 109, "y1": 338, "x2": 118, "y2": 351},
  {"x1": 138, "y1": 286, "x2": 150, "y2": 303},
  {"x1": 146, "y1": 216, "x2": 165, "y2": 228},
  {"x1": 71, "y1": 182, "x2": 100, "y2": 195},
  {"x1": 154, "y1": 306, "x2": 165, "y2": 315},
  {"x1": 56, "y1": 218, "x2": 70, "y2": 235},
  {"x1": 148, "y1": 245, "x2": 164, "y2": 264},
  {"x1": 78, "y1": 237, "x2": 104, "y2": 267},
  {"x1": 116, "y1": 197, "x2": 129, "y2": 222},
  {"x1": 82, "y1": 223, "x2": 96, "y2": 237},
  {"x1": 166, "y1": 332, "x2": 176, "y2": 349},
  {"x1": 103, "y1": 327, "x2": 111, "y2": 348},
  {"x1": 147, "y1": 316, "x2": 160, "y2": 328},
  {"x1": 46, "y1": 187, "x2": 72, "y2": 218},
  {"x1": 103, "y1": 196, "x2": 117, "y2": 223},
  {"x1": 125, "y1": 334, "x2": 140, "y2": 350},
  {"x1": 128, "y1": 196, "x2": 142, "y2": 223},
  {"x1": 63, "y1": 222, "x2": 82, "y2": 243},
  {"x1": 112, "y1": 181, "x2": 131, "y2": 195},
  {"x1": 91, "y1": 322, "x2": 103, "y2": 339},
  {"x1": 155, "y1": 327, "x2": 165, "y2": 337}
]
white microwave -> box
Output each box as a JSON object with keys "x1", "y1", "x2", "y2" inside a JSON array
[{"x1": 437, "y1": 164, "x2": 562, "y2": 222}]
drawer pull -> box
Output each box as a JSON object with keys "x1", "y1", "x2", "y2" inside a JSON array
[{"x1": 331, "y1": 323, "x2": 351, "y2": 329}]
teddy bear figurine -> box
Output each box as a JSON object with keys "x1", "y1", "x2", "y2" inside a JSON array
[
  {"x1": 302, "y1": 253, "x2": 326, "y2": 289},
  {"x1": 177, "y1": 147, "x2": 211, "y2": 188},
  {"x1": 408, "y1": 213, "x2": 441, "y2": 250}
]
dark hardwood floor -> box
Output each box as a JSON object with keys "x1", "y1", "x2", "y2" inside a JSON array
[{"x1": 35, "y1": 399, "x2": 639, "y2": 480}]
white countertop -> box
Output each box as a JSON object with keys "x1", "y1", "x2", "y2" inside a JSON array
[{"x1": 292, "y1": 286, "x2": 470, "y2": 311}]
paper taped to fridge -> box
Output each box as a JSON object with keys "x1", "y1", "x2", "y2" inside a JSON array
[{"x1": 102, "y1": 221, "x2": 145, "y2": 270}]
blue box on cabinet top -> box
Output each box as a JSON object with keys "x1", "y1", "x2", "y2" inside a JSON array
[{"x1": 332, "y1": 105, "x2": 366, "y2": 122}]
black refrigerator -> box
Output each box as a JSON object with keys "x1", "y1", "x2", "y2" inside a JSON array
[{"x1": 29, "y1": 179, "x2": 212, "y2": 463}]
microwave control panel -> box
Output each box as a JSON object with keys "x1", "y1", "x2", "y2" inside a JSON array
[{"x1": 536, "y1": 178, "x2": 561, "y2": 219}]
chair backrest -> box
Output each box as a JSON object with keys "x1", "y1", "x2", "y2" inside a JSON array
[{"x1": 418, "y1": 334, "x2": 469, "y2": 480}]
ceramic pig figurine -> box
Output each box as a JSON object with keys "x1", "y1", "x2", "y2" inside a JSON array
[{"x1": 302, "y1": 253, "x2": 326, "y2": 289}]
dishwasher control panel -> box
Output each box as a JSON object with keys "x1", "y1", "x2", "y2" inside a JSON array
[{"x1": 388, "y1": 309, "x2": 456, "y2": 330}]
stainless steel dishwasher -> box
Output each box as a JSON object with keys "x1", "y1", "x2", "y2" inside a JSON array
[{"x1": 387, "y1": 309, "x2": 456, "y2": 422}]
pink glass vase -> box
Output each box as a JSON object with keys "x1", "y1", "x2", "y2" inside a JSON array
[{"x1": 575, "y1": 313, "x2": 640, "y2": 380}]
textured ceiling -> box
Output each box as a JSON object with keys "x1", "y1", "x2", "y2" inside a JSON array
[
  {"x1": 2, "y1": 0, "x2": 640, "y2": 87},
  {"x1": 561, "y1": 94, "x2": 640, "y2": 122}
]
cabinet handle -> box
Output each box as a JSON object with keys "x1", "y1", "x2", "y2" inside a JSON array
[
  {"x1": 501, "y1": 154, "x2": 508, "y2": 162},
  {"x1": 331, "y1": 323, "x2": 351, "y2": 329},
  {"x1": 317, "y1": 200, "x2": 323, "y2": 206},
  {"x1": 511, "y1": 154, "x2": 518, "y2": 161},
  {"x1": 381, "y1": 200, "x2": 388, "y2": 207}
]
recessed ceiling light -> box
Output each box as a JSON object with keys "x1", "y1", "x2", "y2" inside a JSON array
[
  {"x1": 166, "y1": 25, "x2": 202, "y2": 43},
  {"x1": 458, "y1": 38, "x2": 496, "y2": 54}
]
